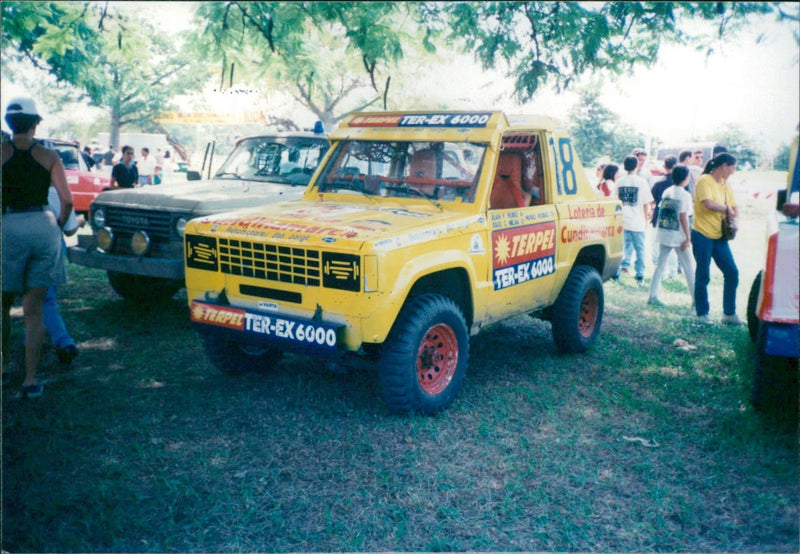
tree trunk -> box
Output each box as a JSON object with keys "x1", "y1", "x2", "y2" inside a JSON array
[{"x1": 110, "y1": 101, "x2": 122, "y2": 151}]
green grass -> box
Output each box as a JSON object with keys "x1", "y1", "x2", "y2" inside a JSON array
[{"x1": 2, "y1": 215, "x2": 797, "y2": 552}]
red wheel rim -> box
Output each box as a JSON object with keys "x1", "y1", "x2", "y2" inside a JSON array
[
  {"x1": 579, "y1": 289, "x2": 599, "y2": 338},
  {"x1": 416, "y1": 323, "x2": 458, "y2": 395}
]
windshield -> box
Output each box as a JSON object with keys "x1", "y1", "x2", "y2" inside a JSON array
[
  {"x1": 53, "y1": 144, "x2": 86, "y2": 171},
  {"x1": 317, "y1": 140, "x2": 486, "y2": 202},
  {"x1": 215, "y1": 136, "x2": 328, "y2": 185}
]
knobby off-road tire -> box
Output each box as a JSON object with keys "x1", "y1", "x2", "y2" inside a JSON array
[
  {"x1": 752, "y1": 321, "x2": 799, "y2": 415},
  {"x1": 746, "y1": 272, "x2": 762, "y2": 343},
  {"x1": 379, "y1": 294, "x2": 469, "y2": 415},
  {"x1": 202, "y1": 332, "x2": 283, "y2": 375},
  {"x1": 551, "y1": 265, "x2": 604, "y2": 354},
  {"x1": 107, "y1": 271, "x2": 181, "y2": 303}
]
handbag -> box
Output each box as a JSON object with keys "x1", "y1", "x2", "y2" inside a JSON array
[{"x1": 721, "y1": 188, "x2": 738, "y2": 240}]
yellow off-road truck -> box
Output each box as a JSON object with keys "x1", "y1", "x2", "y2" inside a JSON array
[{"x1": 184, "y1": 111, "x2": 623, "y2": 413}]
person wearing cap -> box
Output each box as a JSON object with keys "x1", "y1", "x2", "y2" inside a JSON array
[{"x1": 2, "y1": 96, "x2": 73, "y2": 399}]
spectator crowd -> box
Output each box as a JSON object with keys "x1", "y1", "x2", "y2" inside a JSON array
[{"x1": 594, "y1": 145, "x2": 743, "y2": 326}]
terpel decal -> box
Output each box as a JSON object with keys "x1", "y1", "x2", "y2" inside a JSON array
[
  {"x1": 191, "y1": 301, "x2": 339, "y2": 349},
  {"x1": 493, "y1": 222, "x2": 556, "y2": 267},
  {"x1": 348, "y1": 115, "x2": 404, "y2": 127},
  {"x1": 494, "y1": 256, "x2": 555, "y2": 290},
  {"x1": 492, "y1": 222, "x2": 556, "y2": 290},
  {"x1": 191, "y1": 302, "x2": 245, "y2": 330}
]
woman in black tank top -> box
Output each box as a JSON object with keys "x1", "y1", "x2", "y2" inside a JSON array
[
  {"x1": 2, "y1": 142, "x2": 52, "y2": 210},
  {"x1": 2, "y1": 96, "x2": 73, "y2": 399}
]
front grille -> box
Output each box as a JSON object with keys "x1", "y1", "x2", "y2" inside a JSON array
[
  {"x1": 219, "y1": 238, "x2": 321, "y2": 286},
  {"x1": 106, "y1": 207, "x2": 173, "y2": 240}
]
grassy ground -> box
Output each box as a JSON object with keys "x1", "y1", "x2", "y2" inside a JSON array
[{"x1": 2, "y1": 214, "x2": 797, "y2": 553}]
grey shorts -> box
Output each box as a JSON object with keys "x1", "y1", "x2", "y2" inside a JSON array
[{"x1": 2, "y1": 211, "x2": 66, "y2": 292}]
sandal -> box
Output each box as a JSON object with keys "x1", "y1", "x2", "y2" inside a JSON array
[{"x1": 22, "y1": 382, "x2": 44, "y2": 399}]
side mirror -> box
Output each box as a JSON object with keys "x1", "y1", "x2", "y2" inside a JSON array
[{"x1": 186, "y1": 170, "x2": 202, "y2": 181}]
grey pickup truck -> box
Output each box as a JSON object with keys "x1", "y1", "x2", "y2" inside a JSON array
[{"x1": 68, "y1": 131, "x2": 329, "y2": 302}]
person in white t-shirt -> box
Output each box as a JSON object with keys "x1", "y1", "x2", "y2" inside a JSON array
[
  {"x1": 648, "y1": 164, "x2": 695, "y2": 306},
  {"x1": 138, "y1": 147, "x2": 156, "y2": 185},
  {"x1": 613, "y1": 155, "x2": 654, "y2": 285},
  {"x1": 689, "y1": 149, "x2": 704, "y2": 186}
]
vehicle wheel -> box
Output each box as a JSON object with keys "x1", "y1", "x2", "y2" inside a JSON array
[
  {"x1": 201, "y1": 332, "x2": 283, "y2": 374},
  {"x1": 107, "y1": 271, "x2": 181, "y2": 302},
  {"x1": 746, "y1": 272, "x2": 762, "y2": 343},
  {"x1": 551, "y1": 265, "x2": 604, "y2": 354},
  {"x1": 752, "y1": 322, "x2": 799, "y2": 414},
  {"x1": 379, "y1": 294, "x2": 469, "y2": 415}
]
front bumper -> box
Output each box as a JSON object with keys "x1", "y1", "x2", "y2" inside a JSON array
[
  {"x1": 190, "y1": 300, "x2": 344, "y2": 357},
  {"x1": 67, "y1": 233, "x2": 185, "y2": 280}
]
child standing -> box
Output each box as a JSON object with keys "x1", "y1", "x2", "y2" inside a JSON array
[
  {"x1": 648, "y1": 164, "x2": 695, "y2": 306},
  {"x1": 614, "y1": 155, "x2": 653, "y2": 285}
]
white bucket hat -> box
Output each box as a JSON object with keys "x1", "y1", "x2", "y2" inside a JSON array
[{"x1": 5, "y1": 96, "x2": 42, "y2": 120}]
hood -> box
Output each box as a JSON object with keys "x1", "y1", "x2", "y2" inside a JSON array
[
  {"x1": 92, "y1": 178, "x2": 306, "y2": 215},
  {"x1": 190, "y1": 198, "x2": 478, "y2": 251}
]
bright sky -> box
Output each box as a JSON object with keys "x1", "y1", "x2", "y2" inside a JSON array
[
  {"x1": 432, "y1": 13, "x2": 799, "y2": 156},
  {"x1": 2, "y1": 2, "x2": 798, "y2": 157}
]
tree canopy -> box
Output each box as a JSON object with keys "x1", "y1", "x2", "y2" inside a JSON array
[
  {"x1": 189, "y1": 2, "x2": 421, "y2": 129},
  {"x1": 567, "y1": 86, "x2": 645, "y2": 167},
  {"x1": 434, "y1": 2, "x2": 780, "y2": 103},
  {"x1": 1, "y1": 1, "x2": 210, "y2": 150},
  {"x1": 2, "y1": 1, "x2": 797, "y2": 155},
  {"x1": 188, "y1": 1, "x2": 794, "y2": 129}
]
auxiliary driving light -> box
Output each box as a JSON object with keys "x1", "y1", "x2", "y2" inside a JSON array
[
  {"x1": 97, "y1": 227, "x2": 114, "y2": 251},
  {"x1": 131, "y1": 230, "x2": 151, "y2": 256}
]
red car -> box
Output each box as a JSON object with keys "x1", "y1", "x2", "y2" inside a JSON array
[{"x1": 41, "y1": 138, "x2": 111, "y2": 215}]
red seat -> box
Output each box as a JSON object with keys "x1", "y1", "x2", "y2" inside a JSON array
[
  {"x1": 408, "y1": 149, "x2": 437, "y2": 195},
  {"x1": 490, "y1": 151, "x2": 527, "y2": 209},
  {"x1": 409, "y1": 149, "x2": 436, "y2": 179}
]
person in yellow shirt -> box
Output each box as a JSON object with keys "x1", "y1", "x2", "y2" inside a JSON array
[{"x1": 691, "y1": 152, "x2": 741, "y2": 325}]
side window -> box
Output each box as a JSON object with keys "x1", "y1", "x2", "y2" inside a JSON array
[
  {"x1": 522, "y1": 139, "x2": 545, "y2": 205},
  {"x1": 57, "y1": 146, "x2": 81, "y2": 171},
  {"x1": 491, "y1": 133, "x2": 545, "y2": 210}
]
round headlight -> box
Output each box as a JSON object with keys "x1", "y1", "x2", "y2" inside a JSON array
[
  {"x1": 131, "y1": 230, "x2": 151, "y2": 256},
  {"x1": 97, "y1": 227, "x2": 114, "y2": 251},
  {"x1": 175, "y1": 217, "x2": 188, "y2": 237},
  {"x1": 93, "y1": 208, "x2": 106, "y2": 228}
]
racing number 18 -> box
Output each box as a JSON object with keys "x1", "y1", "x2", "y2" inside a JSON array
[{"x1": 549, "y1": 137, "x2": 578, "y2": 196}]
